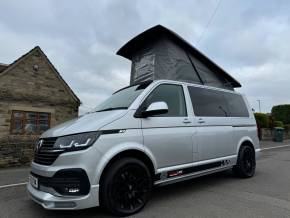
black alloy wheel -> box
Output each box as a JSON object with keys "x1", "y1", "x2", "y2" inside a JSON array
[
  {"x1": 100, "y1": 157, "x2": 152, "y2": 216},
  {"x1": 233, "y1": 145, "x2": 256, "y2": 178}
]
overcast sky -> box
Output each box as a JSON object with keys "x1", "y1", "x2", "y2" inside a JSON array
[{"x1": 1, "y1": 0, "x2": 289, "y2": 114}]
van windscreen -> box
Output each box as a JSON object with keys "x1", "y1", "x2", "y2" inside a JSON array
[{"x1": 94, "y1": 82, "x2": 150, "y2": 112}]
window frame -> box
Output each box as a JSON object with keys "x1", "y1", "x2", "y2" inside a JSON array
[
  {"x1": 10, "y1": 110, "x2": 51, "y2": 135},
  {"x1": 187, "y1": 85, "x2": 249, "y2": 118},
  {"x1": 136, "y1": 83, "x2": 188, "y2": 117},
  {"x1": 223, "y1": 92, "x2": 250, "y2": 117},
  {"x1": 187, "y1": 85, "x2": 229, "y2": 117}
]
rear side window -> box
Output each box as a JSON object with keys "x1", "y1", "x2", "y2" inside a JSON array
[
  {"x1": 188, "y1": 86, "x2": 249, "y2": 117},
  {"x1": 188, "y1": 86, "x2": 229, "y2": 117},
  {"x1": 223, "y1": 92, "x2": 249, "y2": 117},
  {"x1": 143, "y1": 84, "x2": 187, "y2": 117}
]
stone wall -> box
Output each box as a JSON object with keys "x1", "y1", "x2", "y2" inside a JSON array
[
  {"x1": 0, "y1": 101, "x2": 77, "y2": 135},
  {"x1": 0, "y1": 135, "x2": 37, "y2": 168},
  {"x1": 0, "y1": 47, "x2": 79, "y2": 168},
  {"x1": 0, "y1": 101, "x2": 78, "y2": 168},
  {"x1": 0, "y1": 48, "x2": 79, "y2": 108},
  {"x1": 261, "y1": 128, "x2": 290, "y2": 141}
]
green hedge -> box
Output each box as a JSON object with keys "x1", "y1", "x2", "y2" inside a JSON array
[
  {"x1": 274, "y1": 121, "x2": 284, "y2": 128},
  {"x1": 272, "y1": 104, "x2": 290, "y2": 125},
  {"x1": 284, "y1": 124, "x2": 290, "y2": 131},
  {"x1": 254, "y1": 113, "x2": 269, "y2": 128}
]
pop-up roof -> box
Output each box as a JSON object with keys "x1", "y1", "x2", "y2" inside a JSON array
[{"x1": 117, "y1": 25, "x2": 241, "y2": 90}]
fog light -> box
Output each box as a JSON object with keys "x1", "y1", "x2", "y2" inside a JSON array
[{"x1": 66, "y1": 187, "x2": 80, "y2": 193}]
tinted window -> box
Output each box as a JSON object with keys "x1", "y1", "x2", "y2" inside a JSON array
[
  {"x1": 223, "y1": 92, "x2": 249, "y2": 117},
  {"x1": 188, "y1": 86, "x2": 229, "y2": 117},
  {"x1": 143, "y1": 84, "x2": 187, "y2": 117}
]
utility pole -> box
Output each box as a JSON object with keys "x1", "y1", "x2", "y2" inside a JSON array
[{"x1": 257, "y1": 100, "x2": 261, "y2": 112}]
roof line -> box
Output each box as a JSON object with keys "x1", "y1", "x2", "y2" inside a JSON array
[
  {"x1": 0, "y1": 49, "x2": 34, "y2": 76},
  {"x1": 0, "y1": 46, "x2": 80, "y2": 104},
  {"x1": 36, "y1": 47, "x2": 81, "y2": 104}
]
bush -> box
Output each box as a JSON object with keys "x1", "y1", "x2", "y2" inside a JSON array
[
  {"x1": 272, "y1": 104, "x2": 290, "y2": 125},
  {"x1": 284, "y1": 124, "x2": 290, "y2": 131},
  {"x1": 268, "y1": 115, "x2": 276, "y2": 129},
  {"x1": 254, "y1": 113, "x2": 269, "y2": 128},
  {"x1": 274, "y1": 121, "x2": 284, "y2": 128}
]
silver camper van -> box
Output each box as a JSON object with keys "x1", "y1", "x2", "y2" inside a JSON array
[{"x1": 27, "y1": 79, "x2": 260, "y2": 216}]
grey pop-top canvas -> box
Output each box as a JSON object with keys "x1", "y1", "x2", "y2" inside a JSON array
[{"x1": 117, "y1": 25, "x2": 241, "y2": 90}]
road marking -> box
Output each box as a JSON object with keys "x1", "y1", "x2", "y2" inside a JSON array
[
  {"x1": 261, "y1": 144, "x2": 290, "y2": 151},
  {"x1": 0, "y1": 182, "x2": 27, "y2": 189}
]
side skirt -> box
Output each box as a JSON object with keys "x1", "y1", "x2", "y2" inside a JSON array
[{"x1": 154, "y1": 155, "x2": 236, "y2": 186}]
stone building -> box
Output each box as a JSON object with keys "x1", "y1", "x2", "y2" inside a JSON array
[{"x1": 0, "y1": 46, "x2": 80, "y2": 167}]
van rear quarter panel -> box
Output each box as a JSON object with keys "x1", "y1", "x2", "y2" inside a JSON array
[{"x1": 232, "y1": 117, "x2": 259, "y2": 154}]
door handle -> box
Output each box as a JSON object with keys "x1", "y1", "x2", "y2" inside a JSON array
[
  {"x1": 198, "y1": 119, "x2": 205, "y2": 124},
  {"x1": 183, "y1": 118, "x2": 191, "y2": 124}
]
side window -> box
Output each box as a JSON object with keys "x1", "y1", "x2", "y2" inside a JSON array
[
  {"x1": 188, "y1": 86, "x2": 229, "y2": 117},
  {"x1": 143, "y1": 84, "x2": 187, "y2": 117},
  {"x1": 223, "y1": 93, "x2": 249, "y2": 117}
]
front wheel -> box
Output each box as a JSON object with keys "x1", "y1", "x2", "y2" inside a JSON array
[
  {"x1": 233, "y1": 145, "x2": 256, "y2": 178},
  {"x1": 100, "y1": 157, "x2": 152, "y2": 216}
]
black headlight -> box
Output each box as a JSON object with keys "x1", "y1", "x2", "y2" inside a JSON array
[{"x1": 53, "y1": 131, "x2": 101, "y2": 151}]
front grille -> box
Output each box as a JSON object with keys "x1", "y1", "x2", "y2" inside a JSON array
[
  {"x1": 31, "y1": 169, "x2": 90, "y2": 196},
  {"x1": 34, "y1": 137, "x2": 63, "y2": 165}
]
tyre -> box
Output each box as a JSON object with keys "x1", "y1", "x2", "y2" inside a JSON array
[
  {"x1": 233, "y1": 145, "x2": 256, "y2": 178},
  {"x1": 100, "y1": 157, "x2": 153, "y2": 216}
]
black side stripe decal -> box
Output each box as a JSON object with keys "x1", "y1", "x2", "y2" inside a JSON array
[
  {"x1": 182, "y1": 161, "x2": 222, "y2": 175},
  {"x1": 232, "y1": 124, "x2": 256, "y2": 127},
  {"x1": 166, "y1": 161, "x2": 225, "y2": 179}
]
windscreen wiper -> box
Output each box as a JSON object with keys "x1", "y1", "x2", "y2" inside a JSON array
[{"x1": 96, "y1": 107, "x2": 128, "y2": 112}]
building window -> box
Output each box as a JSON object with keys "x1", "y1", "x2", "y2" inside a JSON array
[{"x1": 10, "y1": 111, "x2": 51, "y2": 135}]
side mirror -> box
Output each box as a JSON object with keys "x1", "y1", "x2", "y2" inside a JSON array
[{"x1": 142, "y1": 101, "x2": 168, "y2": 118}]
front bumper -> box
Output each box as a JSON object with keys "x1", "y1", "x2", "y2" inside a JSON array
[
  {"x1": 27, "y1": 143, "x2": 104, "y2": 210},
  {"x1": 27, "y1": 182, "x2": 99, "y2": 210}
]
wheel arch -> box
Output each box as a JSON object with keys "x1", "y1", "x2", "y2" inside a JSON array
[
  {"x1": 94, "y1": 143, "x2": 157, "y2": 185},
  {"x1": 236, "y1": 137, "x2": 255, "y2": 154}
]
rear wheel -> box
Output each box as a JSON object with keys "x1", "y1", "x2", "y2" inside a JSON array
[
  {"x1": 100, "y1": 157, "x2": 152, "y2": 216},
  {"x1": 233, "y1": 145, "x2": 256, "y2": 178}
]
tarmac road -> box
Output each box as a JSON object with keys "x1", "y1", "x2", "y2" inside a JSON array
[{"x1": 0, "y1": 144, "x2": 290, "y2": 218}]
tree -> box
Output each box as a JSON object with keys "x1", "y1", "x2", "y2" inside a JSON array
[
  {"x1": 271, "y1": 104, "x2": 290, "y2": 125},
  {"x1": 254, "y1": 113, "x2": 269, "y2": 128}
]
